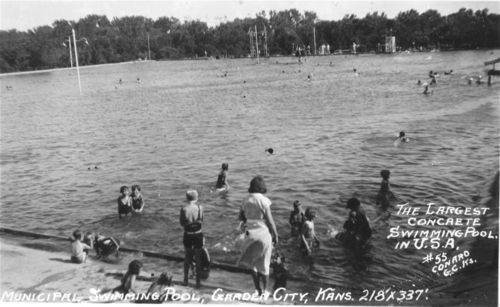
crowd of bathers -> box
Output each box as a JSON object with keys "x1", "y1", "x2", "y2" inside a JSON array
[{"x1": 66, "y1": 160, "x2": 398, "y2": 299}]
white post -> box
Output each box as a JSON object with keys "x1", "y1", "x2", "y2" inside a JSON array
[
  {"x1": 72, "y1": 28, "x2": 82, "y2": 94},
  {"x1": 147, "y1": 33, "x2": 151, "y2": 61},
  {"x1": 313, "y1": 26, "x2": 317, "y2": 56},
  {"x1": 255, "y1": 25, "x2": 259, "y2": 64},
  {"x1": 68, "y1": 36, "x2": 73, "y2": 68}
]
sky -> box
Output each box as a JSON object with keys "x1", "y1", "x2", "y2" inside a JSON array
[{"x1": 1, "y1": 0, "x2": 499, "y2": 31}]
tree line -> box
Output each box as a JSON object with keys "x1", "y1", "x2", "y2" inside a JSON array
[{"x1": 1, "y1": 8, "x2": 499, "y2": 72}]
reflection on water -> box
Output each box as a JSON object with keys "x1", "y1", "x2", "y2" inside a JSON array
[{"x1": 1, "y1": 50, "x2": 499, "y2": 290}]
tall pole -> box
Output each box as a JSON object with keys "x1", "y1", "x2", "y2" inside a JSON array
[
  {"x1": 264, "y1": 26, "x2": 268, "y2": 57},
  {"x1": 255, "y1": 25, "x2": 259, "y2": 64},
  {"x1": 313, "y1": 26, "x2": 317, "y2": 56},
  {"x1": 72, "y1": 28, "x2": 82, "y2": 94},
  {"x1": 147, "y1": 33, "x2": 151, "y2": 61},
  {"x1": 68, "y1": 36, "x2": 73, "y2": 68}
]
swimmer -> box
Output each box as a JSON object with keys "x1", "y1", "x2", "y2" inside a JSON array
[
  {"x1": 376, "y1": 170, "x2": 394, "y2": 209},
  {"x1": 265, "y1": 148, "x2": 274, "y2": 155},
  {"x1": 300, "y1": 208, "x2": 320, "y2": 256},
  {"x1": 417, "y1": 80, "x2": 422, "y2": 85},
  {"x1": 444, "y1": 70, "x2": 453, "y2": 75},
  {"x1": 336, "y1": 198, "x2": 372, "y2": 248},
  {"x1": 289, "y1": 200, "x2": 305, "y2": 237},
  {"x1": 476, "y1": 76, "x2": 483, "y2": 85},
  {"x1": 423, "y1": 84, "x2": 430, "y2": 95},
  {"x1": 117, "y1": 186, "x2": 132, "y2": 218},
  {"x1": 118, "y1": 78, "x2": 123, "y2": 84},
  {"x1": 394, "y1": 131, "x2": 410, "y2": 146},
  {"x1": 131, "y1": 184, "x2": 145, "y2": 213},
  {"x1": 215, "y1": 163, "x2": 229, "y2": 190},
  {"x1": 468, "y1": 77, "x2": 473, "y2": 85},
  {"x1": 136, "y1": 77, "x2": 141, "y2": 84},
  {"x1": 430, "y1": 76, "x2": 437, "y2": 86}
]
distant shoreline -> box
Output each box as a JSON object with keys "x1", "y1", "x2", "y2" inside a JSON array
[
  {"x1": 0, "y1": 60, "x2": 149, "y2": 77},
  {"x1": 1, "y1": 48, "x2": 498, "y2": 77}
]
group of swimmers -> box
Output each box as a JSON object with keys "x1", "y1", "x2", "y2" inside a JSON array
[
  {"x1": 67, "y1": 158, "x2": 397, "y2": 295},
  {"x1": 117, "y1": 185, "x2": 145, "y2": 218}
]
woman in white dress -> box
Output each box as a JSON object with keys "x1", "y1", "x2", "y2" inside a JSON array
[{"x1": 238, "y1": 176, "x2": 279, "y2": 295}]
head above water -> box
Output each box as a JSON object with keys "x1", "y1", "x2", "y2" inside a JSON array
[
  {"x1": 381, "y1": 169, "x2": 391, "y2": 179},
  {"x1": 399, "y1": 131, "x2": 405, "y2": 138},
  {"x1": 293, "y1": 200, "x2": 302, "y2": 209},
  {"x1": 128, "y1": 260, "x2": 143, "y2": 275},
  {"x1": 346, "y1": 198, "x2": 360, "y2": 211},
  {"x1": 221, "y1": 163, "x2": 229, "y2": 171},
  {"x1": 186, "y1": 190, "x2": 198, "y2": 202},
  {"x1": 120, "y1": 186, "x2": 129, "y2": 194},
  {"x1": 248, "y1": 175, "x2": 267, "y2": 194},
  {"x1": 131, "y1": 185, "x2": 141, "y2": 192},
  {"x1": 305, "y1": 208, "x2": 316, "y2": 220}
]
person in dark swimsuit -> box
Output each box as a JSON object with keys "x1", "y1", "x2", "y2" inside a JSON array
[
  {"x1": 180, "y1": 190, "x2": 204, "y2": 288},
  {"x1": 337, "y1": 198, "x2": 372, "y2": 248},
  {"x1": 117, "y1": 186, "x2": 131, "y2": 218},
  {"x1": 215, "y1": 163, "x2": 229, "y2": 190},
  {"x1": 131, "y1": 184, "x2": 145, "y2": 213},
  {"x1": 289, "y1": 200, "x2": 305, "y2": 237}
]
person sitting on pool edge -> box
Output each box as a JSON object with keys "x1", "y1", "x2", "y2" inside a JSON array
[
  {"x1": 70, "y1": 229, "x2": 92, "y2": 264},
  {"x1": 215, "y1": 163, "x2": 229, "y2": 190}
]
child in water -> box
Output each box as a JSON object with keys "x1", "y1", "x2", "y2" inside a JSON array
[
  {"x1": 300, "y1": 208, "x2": 320, "y2": 256},
  {"x1": 131, "y1": 185, "x2": 145, "y2": 213},
  {"x1": 376, "y1": 170, "x2": 393, "y2": 209},
  {"x1": 289, "y1": 200, "x2": 305, "y2": 237},
  {"x1": 113, "y1": 260, "x2": 143, "y2": 295},
  {"x1": 394, "y1": 131, "x2": 410, "y2": 147},
  {"x1": 70, "y1": 230, "x2": 92, "y2": 263},
  {"x1": 215, "y1": 163, "x2": 229, "y2": 190},
  {"x1": 118, "y1": 186, "x2": 132, "y2": 218}
]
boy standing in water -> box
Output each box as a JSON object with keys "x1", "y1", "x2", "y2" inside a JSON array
[
  {"x1": 376, "y1": 170, "x2": 393, "y2": 209},
  {"x1": 180, "y1": 190, "x2": 204, "y2": 288},
  {"x1": 131, "y1": 185, "x2": 145, "y2": 213},
  {"x1": 289, "y1": 200, "x2": 305, "y2": 237},
  {"x1": 300, "y1": 208, "x2": 320, "y2": 256},
  {"x1": 215, "y1": 163, "x2": 229, "y2": 190},
  {"x1": 117, "y1": 186, "x2": 132, "y2": 218}
]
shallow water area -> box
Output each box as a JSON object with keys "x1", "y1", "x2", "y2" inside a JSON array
[{"x1": 1, "y1": 50, "x2": 499, "y2": 292}]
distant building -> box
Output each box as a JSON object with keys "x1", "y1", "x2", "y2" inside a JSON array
[{"x1": 385, "y1": 36, "x2": 396, "y2": 53}]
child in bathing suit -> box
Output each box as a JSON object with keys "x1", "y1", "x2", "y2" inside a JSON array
[
  {"x1": 70, "y1": 229, "x2": 92, "y2": 263},
  {"x1": 300, "y1": 208, "x2": 320, "y2": 256},
  {"x1": 131, "y1": 184, "x2": 145, "y2": 213},
  {"x1": 376, "y1": 169, "x2": 393, "y2": 209},
  {"x1": 215, "y1": 163, "x2": 229, "y2": 190},
  {"x1": 117, "y1": 186, "x2": 131, "y2": 218}
]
